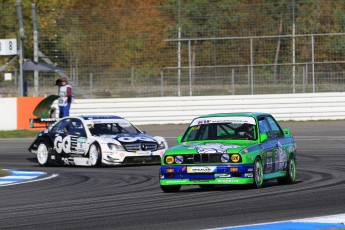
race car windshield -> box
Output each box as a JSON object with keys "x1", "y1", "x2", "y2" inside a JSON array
[
  {"x1": 182, "y1": 122, "x2": 257, "y2": 141},
  {"x1": 88, "y1": 122, "x2": 141, "y2": 135}
]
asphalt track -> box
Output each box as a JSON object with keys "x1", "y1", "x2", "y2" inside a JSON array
[{"x1": 0, "y1": 121, "x2": 345, "y2": 230}]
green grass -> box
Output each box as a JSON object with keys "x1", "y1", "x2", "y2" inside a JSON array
[
  {"x1": 0, "y1": 169, "x2": 11, "y2": 177},
  {"x1": 0, "y1": 130, "x2": 40, "y2": 138}
]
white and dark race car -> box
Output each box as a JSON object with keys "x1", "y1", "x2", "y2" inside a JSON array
[{"x1": 28, "y1": 115, "x2": 168, "y2": 166}]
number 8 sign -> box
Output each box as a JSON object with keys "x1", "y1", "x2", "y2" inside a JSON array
[{"x1": 0, "y1": 39, "x2": 17, "y2": 55}]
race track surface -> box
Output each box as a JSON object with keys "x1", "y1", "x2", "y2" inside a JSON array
[{"x1": 0, "y1": 122, "x2": 345, "y2": 230}]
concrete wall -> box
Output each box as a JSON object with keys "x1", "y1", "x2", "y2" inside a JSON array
[{"x1": 1, "y1": 92, "x2": 345, "y2": 130}]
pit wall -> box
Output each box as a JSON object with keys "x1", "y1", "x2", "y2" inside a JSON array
[{"x1": 1, "y1": 92, "x2": 345, "y2": 130}]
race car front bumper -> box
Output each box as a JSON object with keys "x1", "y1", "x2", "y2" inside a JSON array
[
  {"x1": 160, "y1": 164, "x2": 255, "y2": 185},
  {"x1": 102, "y1": 149, "x2": 166, "y2": 165}
]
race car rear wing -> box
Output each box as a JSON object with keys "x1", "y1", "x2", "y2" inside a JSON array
[{"x1": 29, "y1": 118, "x2": 60, "y2": 128}]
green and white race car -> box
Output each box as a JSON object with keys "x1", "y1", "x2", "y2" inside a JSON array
[{"x1": 160, "y1": 112, "x2": 297, "y2": 192}]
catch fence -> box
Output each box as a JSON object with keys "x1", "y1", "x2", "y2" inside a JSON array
[{"x1": 1, "y1": 2, "x2": 345, "y2": 98}]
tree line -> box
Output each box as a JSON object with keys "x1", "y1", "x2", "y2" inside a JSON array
[{"x1": 1, "y1": 0, "x2": 345, "y2": 76}]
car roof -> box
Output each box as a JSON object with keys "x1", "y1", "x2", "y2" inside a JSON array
[
  {"x1": 195, "y1": 112, "x2": 270, "y2": 119},
  {"x1": 77, "y1": 115, "x2": 124, "y2": 120}
]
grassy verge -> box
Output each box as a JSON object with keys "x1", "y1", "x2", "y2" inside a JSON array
[
  {"x1": 0, "y1": 130, "x2": 40, "y2": 138},
  {"x1": 0, "y1": 169, "x2": 11, "y2": 177}
]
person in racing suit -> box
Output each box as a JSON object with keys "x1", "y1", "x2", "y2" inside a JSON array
[
  {"x1": 235, "y1": 123, "x2": 255, "y2": 139},
  {"x1": 56, "y1": 76, "x2": 73, "y2": 118}
]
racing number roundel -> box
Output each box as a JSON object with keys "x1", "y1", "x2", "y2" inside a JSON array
[{"x1": 54, "y1": 136, "x2": 71, "y2": 154}]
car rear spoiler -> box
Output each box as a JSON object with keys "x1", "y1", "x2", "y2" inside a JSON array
[{"x1": 29, "y1": 118, "x2": 60, "y2": 128}]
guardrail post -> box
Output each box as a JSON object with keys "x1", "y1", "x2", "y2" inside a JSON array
[
  {"x1": 250, "y1": 38, "x2": 254, "y2": 95},
  {"x1": 188, "y1": 39, "x2": 192, "y2": 96},
  {"x1": 231, "y1": 68, "x2": 235, "y2": 95},
  {"x1": 311, "y1": 35, "x2": 315, "y2": 93},
  {"x1": 160, "y1": 70, "x2": 164, "y2": 97}
]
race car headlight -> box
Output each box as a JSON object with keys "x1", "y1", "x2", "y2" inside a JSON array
[
  {"x1": 107, "y1": 143, "x2": 124, "y2": 151},
  {"x1": 165, "y1": 156, "x2": 174, "y2": 164},
  {"x1": 221, "y1": 153, "x2": 230, "y2": 163},
  {"x1": 231, "y1": 154, "x2": 241, "y2": 163},
  {"x1": 175, "y1": 155, "x2": 183, "y2": 164},
  {"x1": 157, "y1": 141, "x2": 166, "y2": 150}
]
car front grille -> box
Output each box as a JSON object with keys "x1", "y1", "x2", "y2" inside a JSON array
[
  {"x1": 183, "y1": 154, "x2": 223, "y2": 164},
  {"x1": 124, "y1": 143, "x2": 158, "y2": 152},
  {"x1": 123, "y1": 156, "x2": 161, "y2": 164},
  {"x1": 194, "y1": 154, "x2": 222, "y2": 163}
]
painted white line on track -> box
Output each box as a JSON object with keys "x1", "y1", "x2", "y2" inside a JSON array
[
  {"x1": 1, "y1": 175, "x2": 42, "y2": 179},
  {"x1": 0, "y1": 173, "x2": 58, "y2": 187},
  {"x1": 0, "y1": 169, "x2": 58, "y2": 187},
  {"x1": 294, "y1": 213, "x2": 345, "y2": 224},
  {"x1": 5, "y1": 170, "x2": 47, "y2": 174},
  {"x1": 210, "y1": 214, "x2": 345, "y2": 230}
]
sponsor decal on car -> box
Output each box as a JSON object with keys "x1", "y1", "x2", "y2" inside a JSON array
[
  {"x1": 76, "y1": 137, "x2": 87, "y2": 153},
  {"x1": 245, "y1": 173, "x2": 253, "y2": 177},
  {"x1": 190, "y1": 116, "x2": 256, "y2": 127},
  {"x1": 187, "y1": 166, "x2": 217, "y2": 173},
  {"x1": 186, "y1": 143, "x2": 241, "y2": 153},
  {"x1": 215, "y1": 179, "x2": 239, "y2": 183},
  {"x1": 117, "y1": 136, "x2": 156, "y2": 143},
  {"x1": 135, "y1": 151, "x2": 152, "y2": 155},
  {"x1": 215, "y1": 173, "x2": 231, "y2": 178},
  {"x1": 164, "y1": 180, "x2": 188, "y2": 184},
  {"x1": 54, "y1": 135, "x2": 71, "y2": 154}
]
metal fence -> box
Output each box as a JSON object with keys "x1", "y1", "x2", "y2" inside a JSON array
[{"x1": 1, "y1": 1, "x2": 345, "y2": 98}]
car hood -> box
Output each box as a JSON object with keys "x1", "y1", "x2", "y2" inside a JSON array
[
  {"x1": 94, "y1": 133, "x2": 158, "y2": 144},
  {"x1": 166, "y1": 141, "x2": 256, "y2": 154}
]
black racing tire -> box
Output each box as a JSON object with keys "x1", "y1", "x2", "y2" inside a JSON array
[
  {"x1": 252, "y1": 157, "x2": 264, "y2": 189},
  {"x1": 160, "y1": 185, "x2": 181, "y2": 193},
  {"x1": 277, "y1": 157, "x2": 296, "y2": 185},
  {"x1": 88, "y1": 143, "x2": 102, "y2": 167},
  {"x1": 37, "y1": 141, "x2": 53, "y2": 166}
]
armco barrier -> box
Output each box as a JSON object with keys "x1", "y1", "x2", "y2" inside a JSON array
[
  {"x1": 69, "y1": 92, "x2": 345, "y2": 124},
  {"x1": 1, "y1": 92, "x2": 345, "y2": 130}
]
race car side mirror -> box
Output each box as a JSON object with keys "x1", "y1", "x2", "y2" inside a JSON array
[
  {"x1": 177, "y1": 135, "x2": 183, "y2": 144},
  {"x1": 283, "y1": 129, "x2": 291, "y2": 137},
  {"x1": 260, "y1": 133, "x2": 268, "y2": 142}
]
